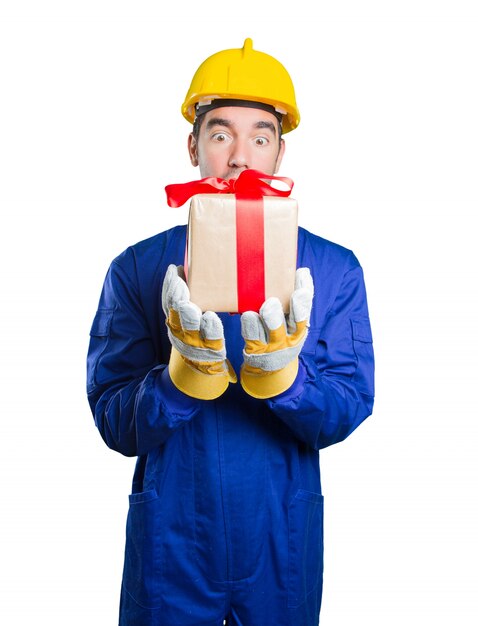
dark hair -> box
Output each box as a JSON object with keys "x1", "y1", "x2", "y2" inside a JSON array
[{"x1": 192, "y1": 115, "x2": 203, "y2": 141}]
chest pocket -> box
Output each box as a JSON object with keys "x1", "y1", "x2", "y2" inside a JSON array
[{"x1": 87, "y1": 308, "x2": 114, "y2": 393}]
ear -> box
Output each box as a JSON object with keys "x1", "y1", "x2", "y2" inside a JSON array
[
  {"x1": 188, "y1": 133, "x2": 199, "y2": 167},
  {"x1": 274, "y1": 138, "x2": 286, "y2": 174}
]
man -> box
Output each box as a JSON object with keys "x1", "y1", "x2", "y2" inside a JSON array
[{"x1": 87, "y1": 38, "x2": 374, "y2": 626}]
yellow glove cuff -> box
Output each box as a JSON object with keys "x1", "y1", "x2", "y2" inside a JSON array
[
  {"x1": 240, "y1": 357, "x2": 299, "y2": 399},
  {"x1": 169, "y1": 347, "x2": 237, "y2": 401}
]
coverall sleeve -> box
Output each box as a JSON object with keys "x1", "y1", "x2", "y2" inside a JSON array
[
  {"x1": 87, "y1": 259, "x2": 201, "y2": 457},
  {"x1": 267, "y1": 261, "x2": 374, "y2": 450}
]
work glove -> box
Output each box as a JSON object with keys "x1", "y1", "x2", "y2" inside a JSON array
[
  {"x1": 240, "y1": 268, "x2": 314, "y2": 399},
  {"x1": 162, "y1": 264, "x2": 237, "y2": 400}
]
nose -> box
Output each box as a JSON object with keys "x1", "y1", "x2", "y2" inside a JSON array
[{"x1": 228, "y1": 138, "x2": 249, "y2": 170}]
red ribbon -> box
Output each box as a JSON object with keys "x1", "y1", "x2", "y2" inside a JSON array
[
  {"x1": 165, "y1": 170, "x2": 294, "y2": 313},
  {"x1": 165, "y1": 169, "x2": 294, "y2": 208}
]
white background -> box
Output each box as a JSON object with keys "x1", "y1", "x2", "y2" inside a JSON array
[{"x1": 1, "y1": 1, "x2": 477, "y2": 624}]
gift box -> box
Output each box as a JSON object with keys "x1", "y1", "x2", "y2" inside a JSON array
[
  {"x1": 165, "y1": 170, "x2": 298, "y2": 314},
  {"x1": 186, "y1": 194, "x2": 298, "y2": 314}
]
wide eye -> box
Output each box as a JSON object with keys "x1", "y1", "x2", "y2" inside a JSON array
[
  {"x1": 254, "y1": 136, "x2": 269, "y2": 146},
  {"x1": 211, "y1": 132, "x2": 228, "y2": 143}
]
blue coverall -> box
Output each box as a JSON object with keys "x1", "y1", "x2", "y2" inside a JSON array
[{"x1": 87, "y1": 225, "x2": 374, "y2": 626}]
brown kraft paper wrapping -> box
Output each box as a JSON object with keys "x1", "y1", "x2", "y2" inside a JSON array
[{"x1": 186, "y1": 194, "x2": 298, "y2": 314}]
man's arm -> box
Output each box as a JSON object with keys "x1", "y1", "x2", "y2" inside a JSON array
[
  {"x1": 87, "y1": 259, "x2": 201, "y2": 457},
  {"x1": 266, "y1": 261, "x2": 375, "y2": 450}
]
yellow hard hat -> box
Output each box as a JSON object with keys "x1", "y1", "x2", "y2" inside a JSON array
[{"x1": 182, "y1": 38, "x2": 300, "y2": 134}]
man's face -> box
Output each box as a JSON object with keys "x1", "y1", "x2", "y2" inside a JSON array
[{"x1": 188, "y1": 106, "x2": 285, "y2": 180}]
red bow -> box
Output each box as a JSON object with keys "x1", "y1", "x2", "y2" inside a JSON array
[{"x1": 165, "y1": 169, "x2": 294, "y2": 207}]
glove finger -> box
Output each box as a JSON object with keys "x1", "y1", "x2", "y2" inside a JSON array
[
  {"x1": 295, "y1": 267, "x2": 314, "y2": 295},
  {"x1": 200, "y1": 310, "x2": 225, "y2": 341},
  {"x1": 241, "y1": 311, "x2": 267, "y2": 343},
  {"x1": 290, "y1": 287, "x2": 313, "y2": 324},
  {"x1": 288, "y1": 268, "x2": 314, "y2": 333},
  {"x1": 164, "y1": 265, "x2": 190, "y2": 315},
  {"x1": 177, "y1": 301, "x2": 202, "y2": 331},
  {"x1": 161, "y1": 264, "x2": 176, "y2": 315},
  {"x1": 260, "y1": 297, "x2": 286, "y2": 333}
]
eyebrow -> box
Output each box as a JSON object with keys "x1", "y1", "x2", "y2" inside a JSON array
[
  {"x1": 254, "y1": 120, "x2": 277, "y2": 135},
  {"x1": 205, "y1": 117, "x2": 277, "y2": 135},
  {"x1": 206, "y1": 117, "x2": 232, "y2": 130}
]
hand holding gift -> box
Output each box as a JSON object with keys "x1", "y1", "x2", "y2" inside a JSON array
[
  {"x1": 162, "y1": 264, "x2": 237, "y2": 400},
  {"x1": 240, "y1": 268, "x2": 314, "y2": 399}
]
